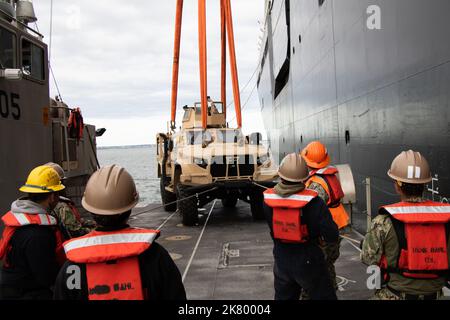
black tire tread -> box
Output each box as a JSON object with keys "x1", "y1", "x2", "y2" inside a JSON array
[{"x1": 177, "y1": 184, "x2": 198, "y2": 226}]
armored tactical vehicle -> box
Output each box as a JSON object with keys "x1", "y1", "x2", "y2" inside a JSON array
[{"x1": 157, "y1": 100, "x2": 278, "y2": 226}]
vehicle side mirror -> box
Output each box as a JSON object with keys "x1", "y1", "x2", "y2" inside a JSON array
[{"x1": 0, "y1": 69, "x2": 23, "y2": 81}]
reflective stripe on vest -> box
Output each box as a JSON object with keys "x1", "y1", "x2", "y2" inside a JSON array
[
  {"x1": 264, "y1": 189, "x2": 318, "y2": 209},
  {"x1": 2, "y1": 211, "x2": 58, "y2": 227},
  {"x1": 64, "y1": 229, "x2": 160, "y2": 264},
  {"x1": 0, "y1": 211, "x2": 64, "y2": 266},
  {"x1": 382, "y1": 202, "x2": 450, "y2": 223}
]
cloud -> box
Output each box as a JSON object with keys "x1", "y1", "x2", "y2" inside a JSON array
[{"x1": 33, "y1": 0, "x2": 266, "y2": 146}]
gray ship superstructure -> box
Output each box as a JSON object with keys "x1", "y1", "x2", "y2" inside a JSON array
[
  {"x1": 257, "y1": 0, "x2": 450, "y2": 227},
  {"x1": 0, "y1": 0, "x2": 99, "y2": 214}
]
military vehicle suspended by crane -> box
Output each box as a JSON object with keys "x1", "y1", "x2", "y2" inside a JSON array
[{"x1": 156, "y1": 0, "x2": 278, "y2": 226}]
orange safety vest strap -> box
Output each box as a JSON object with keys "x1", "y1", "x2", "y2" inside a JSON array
[
  {"x1": 306, "y1": 175, "x2": 331, "y2": 204},
  {"x1": 306, "y1": 175, "x2": 349, "y2": 229},
  {"x1": 86, "y1": 256, "x2": 144, "y2": 300},
  {"x1": 2, "y1": 211, "x2": 58, "y2": 227},
  {"x1": 64, "y1": 229, "x2": 160, "y2": 264}
]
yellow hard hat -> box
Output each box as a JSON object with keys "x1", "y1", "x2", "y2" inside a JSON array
[{"x1": 19, "y1": 166, "x2": 66, "y2": 194}]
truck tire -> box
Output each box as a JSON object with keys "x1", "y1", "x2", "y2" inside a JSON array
[
  {"x1": 250, "y1": 189, "x2": 265, "y2": 220},
  {"x1": 160, "y1": 177, "x2": 177, "y2": 212},
  {"x1": 221, "y1": 196, "x2": 238, "y2": 208},
  {"x1": 177, "y1": 184, "x2": 198, "y2": 226}
]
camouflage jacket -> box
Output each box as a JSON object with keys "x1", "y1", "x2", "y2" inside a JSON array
[
  {"x1": 308, "y1": 182, "x2": 330, "y2": 205},
  {"x1": 361, "y1": 204, "x2": 446, "y2": 296},
  {"x1": 52, "y1": 201, "x2": 94, "y2": 239}
]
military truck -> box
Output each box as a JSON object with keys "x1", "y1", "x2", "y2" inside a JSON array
[{"x1": 157, "y1": 100, "x2": 278, "y2": 226}]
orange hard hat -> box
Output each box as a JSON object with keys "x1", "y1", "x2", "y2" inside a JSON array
[{"x1": 301, "y1": 141, "x2": 330, "y2": 169}]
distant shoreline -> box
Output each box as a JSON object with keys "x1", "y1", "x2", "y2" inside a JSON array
[{"x1": 98, "y1": 144, "x2": 156, "y2": 150}]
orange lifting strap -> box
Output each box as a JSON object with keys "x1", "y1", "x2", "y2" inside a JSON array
[
  {"x1": 170, "y1": 0, "x2": 243, "y2": 129},
  {"x1": 220, "y1": 0, "x2": 227, "y2": 118},
  {"x1": 170, "y1": 0, "x2": 184, "y2": 130}
]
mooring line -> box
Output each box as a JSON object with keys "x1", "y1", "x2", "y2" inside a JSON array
[
  {"x1": 182, "y1": 200, "x2": 217, "y2": 283},
  {"x1": 157, "y1": 211, "x2": 178, "y2": 231}
]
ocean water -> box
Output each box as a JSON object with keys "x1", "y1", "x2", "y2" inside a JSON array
[{"x1": 97, "y1": 145, "x2": 161, "y2": 206}]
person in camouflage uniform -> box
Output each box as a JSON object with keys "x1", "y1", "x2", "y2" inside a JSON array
[
  {"x1": 301, "y1": 142, "x2": 350, "y2": 291},
  {"x1": 361, "y1": 151, "x2": 449, "y2": 300},
  {"x1": 45, "y1": 163, "x2": 95, "y2": 239},
  {"x1": 53, "y1": 198, "x2": 95, "y2": 239}
]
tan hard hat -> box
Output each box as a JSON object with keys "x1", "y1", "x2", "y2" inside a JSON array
[
  {"x1": 45, "y1": 162, "x2": 65, "y2": 180},
  {"x1": 82, "y1": 165, "x2": 139, "y2": 215},
  {"x1": 278, "y1": 153, "x2": 309, "y2": 183},
  {"x1": 388, "y1": 150, "x2": 432, "y2": 184}
]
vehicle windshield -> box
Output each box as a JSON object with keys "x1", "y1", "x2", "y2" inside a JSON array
[
  {"x1": 216, "y1": 130, "x2": 243, "y2": 144},
  {"x1": 186, "y1": 131, "x2": 212, "y2": 145}
]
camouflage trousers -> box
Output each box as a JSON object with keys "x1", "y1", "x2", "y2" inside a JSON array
[
  {"x1": 370, "y1": 287, "x2": 442, "y2": 300},
  {"x1": 370, "y1": 288, "x2": 403, "y2": 300}
]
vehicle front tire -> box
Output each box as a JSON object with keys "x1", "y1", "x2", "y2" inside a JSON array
[
  {"x1": 160, "y1": 177, "x2": 177, "y2": 212},
  {"x1": 250, "y1": 189, "x2": 265, "y2": 221},
  {"x1": 176, "y1": 184, "x2": 199, "y2": 226}
]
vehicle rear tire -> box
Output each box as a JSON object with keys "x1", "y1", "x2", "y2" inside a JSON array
[
  {"x1": 250, "y1": 189, "x2": 265, "y2": 220},
  {"x1": 176, "y1": 184, "x2": 199, "y2": 226},
  {"x1": 160, "y1": 177, "x2": 177, "y2": 212},
  {"x1": 221, "y1": 196, "x2": 238, "y2": 208}
]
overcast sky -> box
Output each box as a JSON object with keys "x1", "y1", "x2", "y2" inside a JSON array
[{"x1": 33, "y1": 0, "x2": 266, "y2": 147}]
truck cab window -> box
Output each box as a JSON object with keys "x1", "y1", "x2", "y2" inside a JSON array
[
  {"x1": 21, "y1": 39, "x2": 44, "y2": 80},
  {"x1": 0, "y1": 27, "x2": 16, "y2": 68}
]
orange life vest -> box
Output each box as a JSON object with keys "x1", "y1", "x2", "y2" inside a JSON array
[
  {"x1": 68, "y1": 107, "x2": 84, "y2": 142},
  {"x1": 264, "y1": 189, "x2": 318, "y2": 243},
  {"x1": 379, "y1": 201, "x2": 450, "y2": 279},
  {"x1": 64, "y1": 228, "x2": 160, "y2": 300},
  {"x1": 0, "y1": 211, "x2": 65, "y2": 267},
  {"x1": 306, "y1": 166, "x2": 349, "y2": 229}
]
